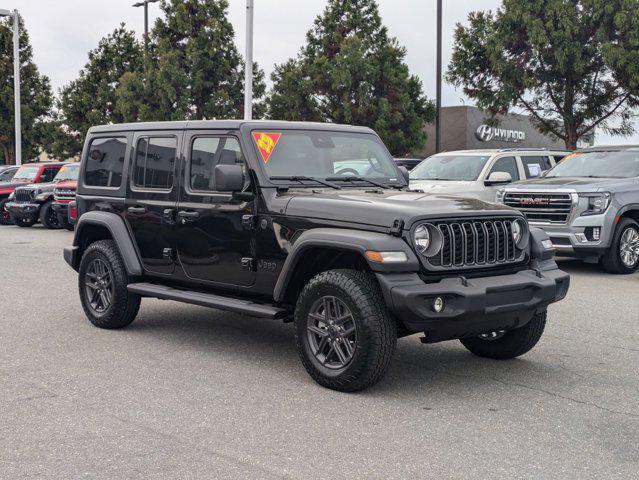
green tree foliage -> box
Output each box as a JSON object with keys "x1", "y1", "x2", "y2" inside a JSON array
[
  {"x1": 58, "y1": 25, "x2": 143, "y2": 155},
  {"x1": 267, "y1": 0, "x2": 434, "y2": 156},
  {"x1": 122, "y1": 0, "x2": 266, "y2": 121},
  {"x1": 0, "y1": 14, "x2": 53, "y2": 165},
  {"x1": 447, "y1": 0, "x2": 639, "y2": 150}
]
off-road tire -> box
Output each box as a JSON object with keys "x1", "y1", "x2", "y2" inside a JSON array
[
  {"x1": 601, "y1": 218, "x2": 639, "y2": 274},
  {"x1": 39, "y1": 201, "x2": 61, "y2": 229},
  {"x1": 0, "y1": 199, "x2": 12, "y2": 225},
  {"x1": 294, "y1": 269, "x2": 397, "y2": 392},
  {"x1": 460, "y1": 311, "x2": 547, "y2": 360},
  {"x1": 78, "y1": 239, "x2": 140, "y2": 329},
  {"x1": 12, "y1": 214, "x2": 36, "y2": 227}
]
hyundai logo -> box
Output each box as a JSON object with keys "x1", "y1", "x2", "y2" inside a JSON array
[{"x1": 475, "y1": 124, "x2": 526, "y2": 143}]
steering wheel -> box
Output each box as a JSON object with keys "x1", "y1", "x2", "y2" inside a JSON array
[{"x1": 335, "y1": 168, "x2": 360, "y2": 176}]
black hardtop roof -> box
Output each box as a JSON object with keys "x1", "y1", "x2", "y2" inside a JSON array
[
  {"x1": 88, "y1": 120, "x2": 375, "y2": 135},
  {"x1": 578, "y1": 145, "x2": 639, "y2": 153}
]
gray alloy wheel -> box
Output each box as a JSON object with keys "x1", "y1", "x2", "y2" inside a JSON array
[
  {"x1": 306, "y1": 295, "x2": 358, "y2": 369},
  {"x1": 84, "y1": 258, "x2": 114, "y2": 314},
  {"x1": 619, "y1": 225, "x2": 639, "y2": 269}
]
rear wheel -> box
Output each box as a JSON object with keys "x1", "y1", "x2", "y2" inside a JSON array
[
  {"x1": 78, "y1": 239, "x2": 140, "y2": 329},
  {"x1": 294, "y1": 269, "x2": 396, "y2": 392},
  {"x1": 39, "y1": 201, "x2": 61, "y2": 229},
  {"x1": 601, "y1": 218, "x2": 639, "y2": 274},
  {"x1": 0, "y1": 199, "x2": 12, "y2": 225},
  {"x1": 460, "y1": 311, "x2": 546, "y2": 359}
]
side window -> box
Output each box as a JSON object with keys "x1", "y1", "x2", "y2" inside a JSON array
[
  {"x1": 41, "y1": 167, "x2": 59, "y2": 183},
  {"x1": 489, "y1": 156, "x2": 519, "y2": 181},
  {"x1": 85, "y1": 137, "x2": 127, "y2": 187},
  {"x1": 521, "y1": 155, "x2": 550, "y2": 178},
  {"x1": 133, "y1": 137, "x2": 176, "y2": 190},
  {"x1": 190, "y1": 136, "x2": 245, "y2": 192}
]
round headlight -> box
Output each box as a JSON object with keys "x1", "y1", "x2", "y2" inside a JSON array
[
  {"x1": 511, "y1": 219, "x2": 527, "y2": 247},
  {"x1": 414, "y1": 224, "x2": 431, "y2": 254}
]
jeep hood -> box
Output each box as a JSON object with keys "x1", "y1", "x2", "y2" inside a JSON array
[
  {"x1": 282, "y1": 189, "x2": 517, "y2": 229},
  {"x1": 409, "y1": 180, "x2": 484, "y2": 196},
  {"x1": 17, "y1": 182, "x2": 56, "y2": 193},
  {"x1": 506, "y1": 176, "x2": 634, "y2": 192}
]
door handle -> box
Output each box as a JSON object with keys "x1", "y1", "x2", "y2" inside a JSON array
[
  {"x1": 178, "y1": 210, "x2": 200, "y2": 220},
  {"x1": 127, "y1": 206, "x2": 146, "y2": 214}
]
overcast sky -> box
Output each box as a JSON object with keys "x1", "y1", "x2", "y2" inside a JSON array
[{"x1": 11, "y1": 0, "x2": 639, "y2": 145}]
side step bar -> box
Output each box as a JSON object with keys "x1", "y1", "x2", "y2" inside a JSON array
[{"x1": 127, "y1": 283, "x2": 289, "y2": 320}]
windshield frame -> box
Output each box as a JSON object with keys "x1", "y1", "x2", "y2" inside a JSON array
[
  {"x1": 246, "y1": 127, "x2": 406, "y2": 189},
  {"x1": 409, "y1": 153, "x2": 492, "y2": 182},
  {"x1": 545, "y1": 150, "x2": 639, "y2": 179}
]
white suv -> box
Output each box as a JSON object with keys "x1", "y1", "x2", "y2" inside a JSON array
[{"x1": 409, "y1": 149, "x2": 568, "y2": 202}]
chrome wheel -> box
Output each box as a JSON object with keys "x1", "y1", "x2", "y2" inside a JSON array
[
  {"x1": 620, "y1": 226, "x2": 639, "y2": 268},
  {"x1": 306, "y1": 296, "x2": 357, "y2": 369},
  {"x1": 84, "y1": 258, "x2": 114, "y2": 313},
  {"x1": 478, "y1": 330, "x2": 507, "y2": 341}
]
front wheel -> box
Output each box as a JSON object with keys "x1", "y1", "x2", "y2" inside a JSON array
[
  {"x1": 460, "y1": 311, "x2": 547, "y2": 359},
  {"x1": 294, "y1": 269, "x2": 397, "y2": 392},
  {"x1": 0, "y1": 199, "x2": 12, "y2": 225},
  {"x1": 601, "y1": 218, "x2": 639, "y2": 274},
  {"x1": 12, "y1": 215, "x2": 36, "y2": 227},
  {"x1": 78, "y1": 239, "x2": 140, "y2": 329},
  {"x1": 39, "y1": 201, "x2": 61, "y2": 229}
]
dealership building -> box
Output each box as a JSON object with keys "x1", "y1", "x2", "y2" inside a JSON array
[{"x1": 420, "y1": 106, "x2": 594, "y2": 157}]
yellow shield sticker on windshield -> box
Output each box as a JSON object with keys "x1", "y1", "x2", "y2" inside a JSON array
[{"x1": 252, "y1": 132, "x2": 281, "y2": 163}]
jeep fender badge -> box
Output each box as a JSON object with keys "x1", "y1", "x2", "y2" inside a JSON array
[{"x1": 252, "y1": 132, "x2": 281, "y2": 163}]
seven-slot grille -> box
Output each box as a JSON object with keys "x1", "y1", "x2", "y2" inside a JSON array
[
  {"x1": 503, "y1": 192, "x2": 572, "y2": 223},
  {"x1": 14, "y1": 188, "x2": 35, "y2": 203},
  {"x1": 427, "y1": 218, "x2": 522, "y2": 269},
  {"x1": 54, "y1": 188, "x2": 76, "y2": 201}
]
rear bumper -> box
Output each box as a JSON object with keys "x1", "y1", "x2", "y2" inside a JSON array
[
  {"x1": 5, "y1": 202, "x2": 40, "y2": 220},
  {"x1": 376, "y1": 266, "x2": 570, "y2": 342}
]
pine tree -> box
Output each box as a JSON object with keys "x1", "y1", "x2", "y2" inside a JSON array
[
  {"x1": 0, "y1": 14, "x2": 54, "y2": 164},
  {"x1": 58, "y1": 24, "x2": 143, "y2": 155},
  {"x1": 136, "y1": 0, "x2": 266, "y2": 121},
  {"x1": 267, "y1": 0, "x2": 434, "y2": 156}
]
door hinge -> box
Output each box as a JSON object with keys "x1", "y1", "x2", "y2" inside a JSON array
[
  {"x1": 242, "y1": 214, "x2": 256, "y2": 230},
  {"x1": 389, "y1": 218, "x2": 404, "y2": 237},
  {"x1": 241, "y1": 257, "x2": 256, "y2": 271},
  {"x1": 162, "y1": 248, "x2": 175, "y2": 260}
]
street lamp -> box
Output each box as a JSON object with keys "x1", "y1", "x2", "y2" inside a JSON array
[
  {"x1": 0, "y1": 8, "x2": 21, "y2": 165},
  {"x1": 133, "y1": 0, "x2": 159, "y2": 47},
  {"x1": 244, "y1": 0, "x2": 254, "y2": 120},
  {"x1": 435, "y1": 0, "x2": 442, "y2": 153}
]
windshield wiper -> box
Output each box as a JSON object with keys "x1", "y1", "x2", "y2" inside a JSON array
[
  {"x1": 269, "y1": 175, "x2": 341, "y2": 189},
  {"x1": 325, "y1": 176, "x2": 397, "y2": 189}
]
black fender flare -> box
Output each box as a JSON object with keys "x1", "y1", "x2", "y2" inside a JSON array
[
  {"x1": 272, "y1": 228, "x2": 419, "y2": 302},
  {"x1": 616, "y1": 203, "x2": 639, "y2": 219},
  {"x1": 66, "y1": 211, "x2": 142, "y2": 275}
]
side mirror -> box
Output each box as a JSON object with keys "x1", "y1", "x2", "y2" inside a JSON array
[
  {"x1": 214, "y1": 164, "x2": 244, "y2": 192},
  {"x1": 398, "y1": 166, "x2": 410, "y2": 183},
  {"x1": 484, "y1": 171, "x2": 512, "y2": 186}
]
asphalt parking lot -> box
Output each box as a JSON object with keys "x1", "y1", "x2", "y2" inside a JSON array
[{"x1": 1, "y1": 225, "x2": 638, "y2": 479}]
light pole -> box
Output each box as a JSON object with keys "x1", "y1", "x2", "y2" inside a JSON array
[
  {"x1": 133, "y1": 0, "x2": 159, "y2": 48},
  {"x1": 0, "y1": 8, "x2": 20, "y2": 165},
  {"x1": 244, "y1": 0, "x2": 254, "y2": 120},
  {"x1": 435, "y1": 0, "x2": 442, "y2": 153}
]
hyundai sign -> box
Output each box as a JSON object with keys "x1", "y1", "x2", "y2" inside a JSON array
[{"x1": 475, "y1": 124, "x2": 526, "y2": 143}]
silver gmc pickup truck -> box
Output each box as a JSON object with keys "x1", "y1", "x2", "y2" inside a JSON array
[{"x1": 498, "y1": 146, "x2": 639, "y2": 274}]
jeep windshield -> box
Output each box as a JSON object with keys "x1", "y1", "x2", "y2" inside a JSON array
[
  {"x1": 546, "y1": 151, "x2": 639, "y2": 178},
  {"x1": 409, "y1": 154, "x2": 490, "y2": 181},
  {"x1": 256, "y1": 130, "x2": 401, "y2": 187},
  {"x1": 12, "y1": 165, "x2": 40, "y2": 182},
  {"x1": 53, "y1": 164, "x2": 79, "y2": 182}
]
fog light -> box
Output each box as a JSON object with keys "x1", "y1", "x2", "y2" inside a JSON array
[
  {"x1": 593, "y1": 227, "x2": 600, "y2": 241},
  {"x1": 433, "y1": 297, "x2": 444, "y2": 313},
  {"x1": 575, "y1": 233, "x2": 587, "y2": 243}
]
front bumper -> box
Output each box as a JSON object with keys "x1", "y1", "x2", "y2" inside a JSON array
[
  {"x1": 5, "y1": 202, "x2": 40, "y2": 220},
  {"x1": 530, "y1": 215, "x2": 611, "y2": 256},
  {"x1": 376, "y1": 266, "x2": 570, "y2": 342},
  {"x1": 52, "y1": 201, "x2": 71, "y2": 225}
]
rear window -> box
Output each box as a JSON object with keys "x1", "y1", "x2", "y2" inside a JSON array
[
  {"x1": 133, "y1": 137, "x2": 177, "y2": 190},
  {"x1": 84, "y1": 137, "x2": 127, "y2": 188}
]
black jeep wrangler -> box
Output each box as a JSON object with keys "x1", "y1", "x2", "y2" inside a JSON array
[{"x1": 64, "y1": 121, "x2": 570, "y2": 391}]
